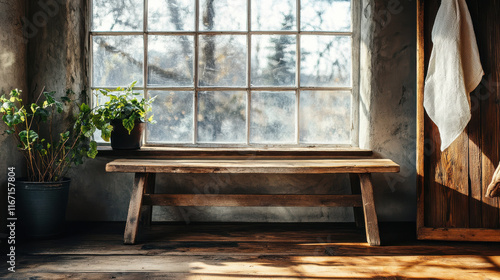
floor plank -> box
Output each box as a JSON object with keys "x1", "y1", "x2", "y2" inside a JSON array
[{"x1": 2, "y1": 222, "x2": 500, "y2": 280}]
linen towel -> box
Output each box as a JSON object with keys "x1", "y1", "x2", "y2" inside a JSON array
[
  {"x1": 424, "y1": 0, "x2": 484, "y2": 151},
  {"x1": 486, "y1": 162, "x2": 500, "y2": 198}
]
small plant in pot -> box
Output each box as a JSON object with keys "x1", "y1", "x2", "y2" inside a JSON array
[
  {"x1": 92, "y1": 82, "x2": 156, "y2": 150},
  {"x1": 0, "y1": 88, "x2": 98, "y2": 238}
]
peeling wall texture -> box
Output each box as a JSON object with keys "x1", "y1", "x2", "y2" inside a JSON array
[
  {"x1": 27, "y1": 0, "x2": 417, "y2": 223},
  {"x1": 0, "y1": 1, "x2": 27, "y2": 232}
]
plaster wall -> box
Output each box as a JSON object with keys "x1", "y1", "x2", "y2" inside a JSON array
[
  {"x1": 27, "y1": 0, "x2": 417, "y2": 223},
  {"x1": 0, "y1": 1, "x2": 27, "y2": 232}
]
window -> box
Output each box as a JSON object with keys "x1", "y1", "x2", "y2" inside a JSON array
[{"x1": 90, "y1": 0, "x2": 358, "y2": 147}]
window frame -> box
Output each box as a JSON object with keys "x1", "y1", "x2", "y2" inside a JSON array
[{"x1": 88, "y1": 0, "x2": 360, "y2": 148}]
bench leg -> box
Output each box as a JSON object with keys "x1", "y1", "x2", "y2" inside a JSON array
[
  {"x1": 124, "y1": 172, "x2": 147, "y2": 245},
  {"x1": 358, "y1": 174, "x2": 381, "y2": 246},
  {"x1": 349, "y1": 174, "x2": 365, "y2": 228},
  {"x1": 140, "y1": 173, "x2": 156, "y2": 227}
]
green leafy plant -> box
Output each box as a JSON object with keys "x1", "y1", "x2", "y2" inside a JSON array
[
  {"x1": 0, "y1": 88, "x2": 98, "y2": 182},
  {"x1": 92, "y1": 81, "x2": 156, "y2": 141}
]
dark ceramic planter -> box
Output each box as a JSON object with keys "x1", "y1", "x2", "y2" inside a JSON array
[
  {"x1": 110, "y1": 119, "x2": 144, "y2": 150},
  {"x1": 16, "y1": 178, "x2": 70, "y2": 238}
]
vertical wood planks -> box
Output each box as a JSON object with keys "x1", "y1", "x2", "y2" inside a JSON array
[
  {"x1": 419, "y1": 0, "x2": 500, "y2": 239},
  {"x1": 475, "y1": 0, "x2": 500, "y2": 229},
  {"x1": 466, "y1": 0, "x2": 483, "y2": 229}
]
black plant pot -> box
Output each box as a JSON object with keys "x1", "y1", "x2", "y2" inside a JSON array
[
  {"x1": 110, "y1": 119, "x2": 144, "y2": 150},
  {"x1": 16, "y1": 178, "x2": 70, "y2": 238}
]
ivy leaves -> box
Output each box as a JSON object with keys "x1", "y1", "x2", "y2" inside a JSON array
[{"x1": 93, "y1": 81, "x2": 156, "y2": 136}]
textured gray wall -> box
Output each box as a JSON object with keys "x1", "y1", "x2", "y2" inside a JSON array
[
  {"x1": 0, "y1": 1, "x2": 27, "y2": 232},
  {"x1": 26, "y1": 0, "x2": 416, "y2": 223},
  {"x1": 359, "y1": 0, "x2": 417, "y2": 221}
]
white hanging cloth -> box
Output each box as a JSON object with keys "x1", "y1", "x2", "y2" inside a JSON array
[{"x1": 424, "y1": 0, "x2": 484, "y2": 151}]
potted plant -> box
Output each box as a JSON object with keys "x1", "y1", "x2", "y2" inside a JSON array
[
  {"x1": 92, "y1": 82, "x2": 155, "y2": 150},
  {"x1": 0, "y1": 88, "x2": 98, "y2": 237}
]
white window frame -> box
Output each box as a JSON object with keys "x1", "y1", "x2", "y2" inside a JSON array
[{"x1": 89, "y1": 0, "x2": 360, "y2": 148}]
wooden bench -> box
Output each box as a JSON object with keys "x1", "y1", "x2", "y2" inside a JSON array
[{"x1": 106, "y1": 158, "x2": 400, "y2": 246}]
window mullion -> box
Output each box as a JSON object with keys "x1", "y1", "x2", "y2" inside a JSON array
[
  {"x1": 143, "y1": 0, "x2": 149, "y2": 145},
  {"x1": 246, "y1": 0, "x2": 252, "y2": 145},
  {"x1": 296, "y1": 0, "x2": 301, "y2": 144},
  {"x1": 193, "y1": 0, "x2": 200, "y2": 145}
]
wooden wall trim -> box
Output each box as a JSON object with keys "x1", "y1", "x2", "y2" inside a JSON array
[
  {"x1": 416, "y1": 0, "x2": 425, "y2": 234},
  {"x1": 418, "y1": 227, "x2": 500, "y2": 242}
]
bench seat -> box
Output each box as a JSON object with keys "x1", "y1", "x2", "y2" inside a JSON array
[{"x1": 106, "y1": 158, "x2": 399, "y2": 174}]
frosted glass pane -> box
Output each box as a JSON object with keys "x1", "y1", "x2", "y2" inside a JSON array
[
  {"x1": 147, "y1": 91, "x2": 194, "y2": 143},
  {"x1": 93, "y1": 89, "x2": 144, "y2": 108},
  {"x1": 148, "y1": 35, "x2": 194, "y2": 87},
  {"x1": 252, "y1": 0, "x2": 296, "y2": 31},
  {"x1": 301, "y1": 0, "x2": 351, "y2": 31},
  {"x1": 148, "y1": 0, "x2": 195, "y2": 31},
  {"x1": 250, "y1": 91, "x2": 295, "y2": 143},
  {"x1": 92, "y1": 0, "x2": 143, "y2": 31},
  {"x1": 300, "y1": 35, "x2": 351, "y2": 87},
  {"x1": 251, "y1": 35, "x2": 296, "y2": 86},
  {"x1": 198, "y1": 35, "x2": 247, "y2": 87},
  {"x1": 197, "y1": 91, "x2": 246, "y2": 143},
  {"x1": 93, "y1": 36, "x2": 144, "y2": 87},
  {"x1": 299, "y1": 91, "x2": 351, "y2": 144},
  {"x1": 200, "y1": 0, "x2": 246, "y2": 31}
]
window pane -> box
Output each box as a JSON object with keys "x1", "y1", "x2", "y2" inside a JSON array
[
  {"x1": 251, "y1": 35, "x2": 296, "y2": 87},
  {"x1": 198, "y1": 35, "x2": 247, "y2": 87},
  {"x1": 92, "y1": 0, "x2": 143, "y2": 31},
  {"x1": 148, "y1": 35, "x2": 194, "y2": 87},
  {"x1": 300, "y1": 35, "x2": 351, "y2": 87},
  {"x1": 197, "y1": 91, "x2": 246, "y2": 143},
  {"x1": 299, "y1": 91, "x2": 351, "y2": 144},
  {"x1": 252, "y1": 0, "x2": 296, "y2": 31},
  {"x1": 250, "y1": 91, "x2": 295, "y2": 143},
  {"x1": 199, "y1": 0, "x2": 246, "y2": 31},
  {"x1": 147, "y1": 91, "x2": 194, "y2": 143},
  {"x1": 301, "y1": 0, "x2": 351, "y2": 32},
  {"x1": 93, "y1": 36, "x2": 144, "y2": 87},
  {"x1": 148, "y1": 0, "x2": 195, "y2": 31}
]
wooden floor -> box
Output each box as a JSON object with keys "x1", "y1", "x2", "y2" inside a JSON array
[{"x1": 2, "y1": 222, "x2": 500, "y2": 279}]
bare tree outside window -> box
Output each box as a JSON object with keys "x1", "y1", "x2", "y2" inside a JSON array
[{"x1": 90, "y1": 0, "x2": 356, "y2": 146}]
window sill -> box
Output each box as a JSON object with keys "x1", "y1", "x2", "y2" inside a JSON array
[{"x1": 96, "y1": 146, "x2": 372, "y2": 158}]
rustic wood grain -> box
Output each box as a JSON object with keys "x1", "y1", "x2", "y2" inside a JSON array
[
  {"x1": 359, "y1": 174, "x2": 380, "y2": 246},
  {"x1": 106, "y1": 159, "x2": 400, "y2": 174},
  {"x1": 140, "y1": 173, "x2": 156, "y2": 227},
  {"x1": 418, "y1": 0, "x2": 500, "y2": 241},
  {"x1": 13, "y1": 223, "x2": 500, "y2": 279},
  {"x1": 465, "y1": 0, "x2": 484, "y2": 230},
  {"x1": 422, "y1": 0, "x2": 442, "y2": 229},
  {"x1": 416, "y1": 0, "x2": 426, "y2": 233},
  {"x1": 417, "y1": 227, "x2": 500, "y2": 242},
  {"x1": 124, "y1": 173, "x2": 146, "y2": 245},
  {"x1": 142, "y1": 194, "x2": 363, "y2": 207},
  {"x1": 349, "y1": 174, "x2": 365, "y2": 228},
  {"x1": 477, "y1": 0, "x2": 500, "y2": 229}
]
